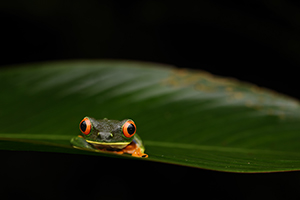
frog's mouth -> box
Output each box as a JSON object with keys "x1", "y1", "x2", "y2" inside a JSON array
[{"x1": 86, "y1": 140, "x2": 130, "y2": 150}]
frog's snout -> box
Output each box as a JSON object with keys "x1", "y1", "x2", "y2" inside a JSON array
[{"x1": 97, "y1": 132, "x2": 113, "y2": 140}]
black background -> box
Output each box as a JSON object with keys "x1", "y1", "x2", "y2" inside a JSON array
[{"x1": 1, "y1": 1, "x2": 300, "y2": 199}]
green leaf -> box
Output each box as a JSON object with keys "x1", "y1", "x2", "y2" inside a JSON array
[{"x1": 1, "y1": 60, "x2": 300, "y2": 173}]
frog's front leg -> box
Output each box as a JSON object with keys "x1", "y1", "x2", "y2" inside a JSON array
[
  {"x1": 70, "y1": 135, "x2": 97, "y2": 150},
  {"x1": 122, "y1": 143, "x2": 148, "y2": 158},
  {"x1": 122, "y1": 135, "x2": 148, "y2": 158}
]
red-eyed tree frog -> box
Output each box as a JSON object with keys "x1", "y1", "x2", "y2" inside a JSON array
[{"x1": 70, "y1": 117, "x2": 148, "y2": 158}]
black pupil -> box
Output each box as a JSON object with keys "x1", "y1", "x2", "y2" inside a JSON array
[
  {"x1": 80, "y1": 121, "x2": 87, "y2": 132},
  {"x1": 127, "y1": 124, "x2": 135, "y2": 135}
]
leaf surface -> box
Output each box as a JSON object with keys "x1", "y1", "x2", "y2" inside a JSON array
[{"x1": 1, "y1": 60, "x2": 300, "y2": 172}]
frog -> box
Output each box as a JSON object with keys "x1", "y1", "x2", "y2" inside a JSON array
[{"x1": 70, "y1": 116, "x2": 148, "y2": 158}]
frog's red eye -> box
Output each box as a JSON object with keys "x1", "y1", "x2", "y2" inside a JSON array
[
  {"x1": 79, "y1": 117, "x2": 91, "y2": 135},
  {"x1": 122, "y1": 120, "x2": 136, "y2": 138}
]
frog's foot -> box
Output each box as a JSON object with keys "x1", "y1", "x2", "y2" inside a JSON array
[{"x1": 131, "y1": 149, "x2": 148, "y2": 158}]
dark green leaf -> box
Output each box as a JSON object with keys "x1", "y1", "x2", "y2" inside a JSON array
[{"x1": 1, "y1": 60, "x2": 300, "y2": 172}]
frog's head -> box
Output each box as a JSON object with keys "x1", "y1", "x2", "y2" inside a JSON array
[{"x1": 79, "y1": 116, "x2": 136, "y2": 149}]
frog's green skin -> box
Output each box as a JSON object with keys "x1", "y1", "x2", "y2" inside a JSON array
[{"x1": 70, "y1": 117, "x2": 145, "y2": 154}]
